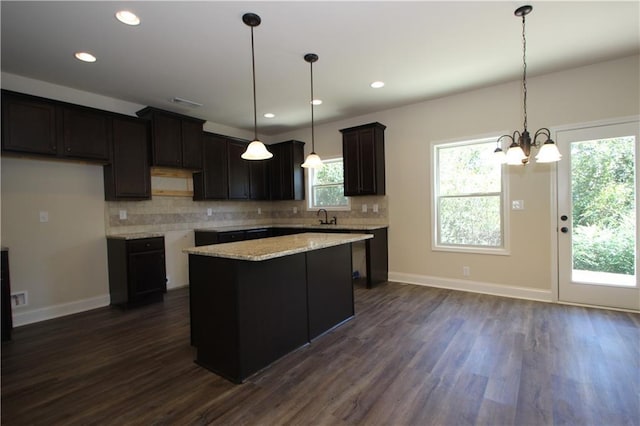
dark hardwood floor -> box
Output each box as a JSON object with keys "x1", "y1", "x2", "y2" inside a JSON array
[{"x1": 2, "y1": 281, "x2": 639, "y2": 425}]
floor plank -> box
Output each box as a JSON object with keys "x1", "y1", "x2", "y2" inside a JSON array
[{"x1": 2, "y1": 282, "x2": 639, "y2": 425}]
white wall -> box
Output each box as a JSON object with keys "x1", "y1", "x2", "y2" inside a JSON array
[{"x1": 274, "y1": 55, "x2": 640, "y2": 300}]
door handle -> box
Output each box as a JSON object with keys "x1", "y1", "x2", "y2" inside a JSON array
[
  {"x1": 561, "y1": 227, "x2": 569, "y2": 233},
  {"x1": 560, "y1": 215, "x2": 568, "y2": 221}
]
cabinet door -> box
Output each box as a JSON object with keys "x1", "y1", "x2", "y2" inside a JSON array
[
  {"x1": 104, "y1": 117, "x2": 150, "y2": 200},
  {"x1": 128, "y1": 250, "x2": 166, "y2": 299},
  {"x1": 279, "y1": 144, "x2": 294, "y2": 199},
  {"x1": 228, "y1": 140, "x2": 250, "y2": 199},
  {"x1": 151, "y1": 113, "x2": 182, "y2": 167},
  {"x1": 357, "y1": 128, "x2": 377, "y2": 195},
  {"x1": 181, "y1": 120, "x2": 203, "y2": 170},
  {"x1": 269, "y1": 144, "x2": 284, "y2": 200},
  {"x1": 250, "y1": 160, "x2": 270, "y2": 200},
  {"x1": 196, "y1": 133, "x2": 228, "y2": 199},
  {"x1": 342, "y1": 131, "x2": 361, "y2": 196},
  {"x1": 62, "y1": 106, "x2": 111, "y2": 161},
  {"x1": 2, "y1": 93, "x2": 58, "y2": 155}
]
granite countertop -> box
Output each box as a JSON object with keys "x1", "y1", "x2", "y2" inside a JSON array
[
  {"x1": 193, "y1": 223, "x2": 388, "y2": 233},
  {"x1": 106, "y1": 232, "x2": 165, "y2": 240},
  {"x1": 183, "y1": 232, "x2": 373, "y2": 261}
]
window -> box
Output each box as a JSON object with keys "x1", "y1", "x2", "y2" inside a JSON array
[
  {"x1": 307, "y1": 158, "x2": 350, "y2": 210},
  {"x1": 433, "y1": 137, "x2": 508, "y2": 253}
]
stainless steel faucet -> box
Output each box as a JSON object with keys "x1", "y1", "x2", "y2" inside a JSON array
[{"x1": 317, "y1": 209, "x2": 337, "y2": 225}]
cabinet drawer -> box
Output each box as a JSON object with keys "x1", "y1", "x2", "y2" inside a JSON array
[
  {"x1": 218, "y1": 231, "x2": 246, "y2": 243},
  {"x1": 127, "y1": 237, "x2": 164, "y2": 253}
]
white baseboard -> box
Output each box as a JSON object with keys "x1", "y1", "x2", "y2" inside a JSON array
[
  {"x1": 388, "y1": 272, "x2": 553, "y2": 303},
  {"x1": 12, "y1": 294, "x2": 111, "y2": 327}
]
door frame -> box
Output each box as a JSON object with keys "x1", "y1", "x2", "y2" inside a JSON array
[{"x1": 551, "y1": 115, "x2": 640, "y2": 310}]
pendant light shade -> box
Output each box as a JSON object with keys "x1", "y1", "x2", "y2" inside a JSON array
[
  {"x1": 494, "y1": 5, "x2": 561, "y2": 165},
  {"x1": 241, "y1": 13, "x2": 272, "y2": 161},
  {"x1": 301, "y1": 53, "x2": 323, "y2": 169}
]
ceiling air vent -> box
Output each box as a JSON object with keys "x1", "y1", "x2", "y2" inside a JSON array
[{"x1": 170, "y1": 97, "x2": 202, "y2": 108}]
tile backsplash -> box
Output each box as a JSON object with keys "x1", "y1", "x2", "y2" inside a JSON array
[{"x1": 105, "y1": 195, "x2": 387, "y2": 235}]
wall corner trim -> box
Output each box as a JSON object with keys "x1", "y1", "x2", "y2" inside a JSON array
[
  {"x1": 388, "y1": 272, "x2": 553, "y2": 303},
  {"x1": 12, "y1": 294, "x2": 111, "y2": 327}
]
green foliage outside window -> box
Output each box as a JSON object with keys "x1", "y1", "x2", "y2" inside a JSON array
[
  {"x1": 311, "y1": 160, "x2": 348, "y2": 208},
  {"x1": 571, "y1": 137, "x2": 636, "y2": 275},
  {"x1": 435, "y1": 140, "x2": 503, "y2": 248}
]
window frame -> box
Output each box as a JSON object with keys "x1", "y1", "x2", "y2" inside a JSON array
[
  {"x1": 431, "y1": 135, "x2": 510, "y2": 255},
  {"x1": 306, "y1": 157, "x2": 351, "y2": 211}
]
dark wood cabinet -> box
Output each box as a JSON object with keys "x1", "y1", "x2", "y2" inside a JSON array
[
  {"x1": 1, "y1": 249, "x2": 12, "y2": 342},
  {"x1": 136, "y1": 107, "x2": 204, "y2": 170},
  {"x1": 107, "y1": 236, "x2": 167, "y2": 308},
  {"x1": 269, "y1": 140, "x2": 305, "y2": 201},
  {"x1": 228, "y1": 140, "x2": 250, "y2": 199},
  {"x1": 103, "y1": 117, "x2": 151, "y2": 200},
  {"x1": 2, "y1": 91, "x2": 58, "y2": 156},
  {"x1": 195, "y1": 229, "x2": 270, "y2": 246},
  {"x1": 340, "y1": 122, "x2": 386, "y2": 196},
  {"x1": 1, "y1": 90, "x2": 110, "y2": 163},
  {"x1": 193, "y1": 132, "x2": 229, "y2": 200},
  {"x1": 61, "y1": 106, "x2": 111, "y2": 161},
  {"x1": 249, "y1": 160, "x2": 270, "y2": 200}
]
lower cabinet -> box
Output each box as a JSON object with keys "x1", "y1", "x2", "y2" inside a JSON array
[{"x1": 107, "y1": 237, "x2": 166, "y2": 307}]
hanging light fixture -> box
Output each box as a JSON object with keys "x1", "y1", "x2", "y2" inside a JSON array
[
  {"x1": 494, "y1": 5, "x2": 561, "y2": 165},
  {"x1": 301, "y1": 53, "x2": 323, "y2": 169},
  {"x1": 241, "y1": 13, "x2": 273, "y2": 161}
]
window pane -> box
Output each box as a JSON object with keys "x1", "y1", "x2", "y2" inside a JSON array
[
  {"x1": 313, "y1": 185, "x2": 349, "y2": 207},
  {"x1": 313, "y1": 161, "x2": 344, "y2": 185},
  {"x1": 439, "y1": 142, "x2": 501, "y2": 195},
  {"x1": 439, "y1": 195, "x2": 502, "y2": 247}
]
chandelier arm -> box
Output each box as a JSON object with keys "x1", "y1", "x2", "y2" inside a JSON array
[{"x1": 533, "y1": 127, "x2": 552, "y2": 146}]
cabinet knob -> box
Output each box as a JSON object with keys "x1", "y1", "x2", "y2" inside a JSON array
[{"x1": 66, "y1": 147, "x2": 72, "y2": 152}]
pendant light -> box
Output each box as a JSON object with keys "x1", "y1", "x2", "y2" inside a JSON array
[
  {"x1": 241, "y1": 13, "x2": 272, "y2": 160},
  {"x1": 301, "y1": 53, "x2": 323, "y2": 169},
  {"x1": 494, "y1": 5, "x2": 561, "y2": 165}
]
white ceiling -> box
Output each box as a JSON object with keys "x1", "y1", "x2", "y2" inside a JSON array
[{"x1": 2, "y1": 1, "x2": 638, "y2": 135}]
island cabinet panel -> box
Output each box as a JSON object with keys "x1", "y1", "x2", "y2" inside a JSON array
[
  {"x1": 61, "y1": 106, "x2": 111, "y2": 161},
  {"x1": 136, "y1": 107, "x2": 204, "y2": 170},
  {"x1": 2, "y1": 91, "x2": 58, "y2": 155},
  {"x1": 307, "y1": 244, "x2": 354, "y2": 340},
  {"x1": 103, "y1": 117, "x2": 151, "y2": 200},
  {"x1": 189, "y1": 253, "x2": 308, "y2": 383},
  {"x1": 193, "y1": 132, "x2": 228, "y2": 200},
  {"x1": 340, "y1": 122, "x2": 386, "y2": 196}
]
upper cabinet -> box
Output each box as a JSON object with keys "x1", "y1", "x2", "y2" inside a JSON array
[
  {"x1": 269, "y1": 140, "x2": 305, "y2": 201},
  {"x1": 193, "y1": 132, "x2": 229, "y2": 200},
  {"x1": 1, "y1": 90, "x2": 110, "y2": 163},
  {"x1": 340, "y1": 122, "x2": 386, "y2": 196},
  {"x1": 103, "y1": 116, "x2": 151, "y2": 201},
  {"x1": 136, "y1": 107, "x2": 204, "y2": 170}
]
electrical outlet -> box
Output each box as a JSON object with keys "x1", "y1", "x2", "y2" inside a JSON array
[
  {"x1": 463, "y1": 266, "x2": 470, "y2": 277},
  {"x1": 119, "y1": 210, "x2": 127, "y2": 220},
  {"x1": 39, "y1": 211, "x2": 49, "y2": 223},
  {"x1": 258, "y1": 207, "x2": 262, "y2": 215},
  {"x1": 207, "y1": 208, "x2": 213, "y2": 216},
  {"x1": 11, "y1": 291, "x2": 28, "y2": 308},
  {"x1": 373, "y1": 204, "x2": 379, "y2": 213},
  {"x1": 362, "y1": 204, "x2": 368, "y2": 213},
  {"x1": 293, "y1": 207, "x2": 298, "y2": 214}
]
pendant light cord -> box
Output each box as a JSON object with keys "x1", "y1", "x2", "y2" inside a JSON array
[
  {"x1": 310, "y1": 60, "x2": 315, "y2": 152},
  {"x1": 521, "y1": 13, "x2": 528, "y2": 132},
  {"x1": 251, "y1": 26, "x2": 258, "y2": 141}
]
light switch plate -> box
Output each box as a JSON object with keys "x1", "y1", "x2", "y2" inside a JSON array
[
  {"x1": 39, "y1": 211, "x2": 49, "y2": 223},
  {"x1": 207, "y1": 208, "x2": 212, "y2": 216},
  {"x1": 293, "y1": 207, "x2": 298, "y2": 214},
  {"x1": 373, "y1": 204, "x2": 379, "y2": 213},
  {"x1": 362, "y1": 204, "x2": 368, "y2": 213},
  {"x1": 512, "y1": 200, "x2": 525, "y2": 210},
  {"x1": 119, "y1": 210, "x2": 127, "y2": 220}
]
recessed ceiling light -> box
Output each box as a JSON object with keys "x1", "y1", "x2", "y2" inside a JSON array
[
  {"x1": 263, "y1": 113, "x2": 275, "y2": 118},
  {"x1": 370, "y1": 81, "x2": 385, "y2": 89},
  {"x1": 116, "y1": 10, "x2": 140, "y2": 26},
  {"x1": 74, "y1": 52, "x2": 97, "y2": 63},
  {"x1": 311, "y1": 99, "x2": 322, "y2": 106}
]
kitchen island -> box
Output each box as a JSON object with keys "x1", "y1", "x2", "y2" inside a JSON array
[{"x1": 183, "y1": 232, "x2": 373, "y2": 383}]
